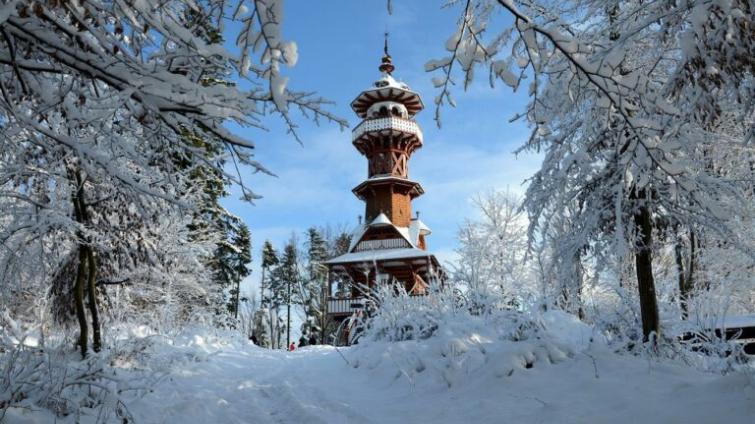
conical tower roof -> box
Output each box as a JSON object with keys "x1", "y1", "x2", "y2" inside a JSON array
[{"x1": 350, "y1": 36, "x2": 424, "y2": 118}]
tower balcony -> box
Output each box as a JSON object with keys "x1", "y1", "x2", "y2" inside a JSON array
[{"x1": 352, "y1": 117, "x2": 424, "y2": 146}]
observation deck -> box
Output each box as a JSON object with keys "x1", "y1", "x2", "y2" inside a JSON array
[{"x1": 352, "y1": 116, "x2": 423, "y2": 146}]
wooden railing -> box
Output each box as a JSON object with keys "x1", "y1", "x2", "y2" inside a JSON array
[
  {"x1": 353, "y1": 238, "x2": 410, "y2": 252},
  {"x1": 352, "y1": 117, "x2": 423, "y2": 144},
  {"x1": 327, "y1": 297, "x2": 368, "y2": 315},
  {"x1": 327, "y1": 294, "x2": 431, "y2": 316}
]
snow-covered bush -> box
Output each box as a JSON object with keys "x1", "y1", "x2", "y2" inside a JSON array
[
  {"x1": 0, "y1": 310, "x2": 257, "y2": 421},
  {"x1": 350, "y1": 274, "x2": 751, "y2": 391},
  {"x1": 0, "y1": 313, "x2": 164, "y2": 422},
  {"x1": 0, "y1": 346, "x2": 153, "y2": 423},
  {"x1": 348, "y1": 284, "x2": 596, "y2": 388}
]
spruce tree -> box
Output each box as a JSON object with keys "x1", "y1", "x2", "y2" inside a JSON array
[
  {"x1": 328, "y1": 231, "x2": 353, "y2": 299},
  {"x1": 300, "y1": 228, "x2": 328, "y2": 344},
  {"x1": 224, "y1": 223, "x2": 252, "y2": 318},
  {"x1": 260, "y1": 240, "x2": 281, "y2": 308},
  {"x1": 271, "y1": 237, "x2": 302, "y2": 347},
  {"x1": 173, "y1": 14, "x2": 252, "y2": 321},
  {"x1": 330, "y1": 232, "x2": 352, "y2": 257},
  {"x1": 259, "y1": 240, "x2": 281, "y2": 348}
]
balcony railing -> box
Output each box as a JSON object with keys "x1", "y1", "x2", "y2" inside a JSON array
[
  {"x1": 327, "y1": 297, "x2": 368, "y2": 315},
  {"x1": 326, "y1": 294, "x2": 430, "y2": 316},
  {"x1": 352, "y1": 117, "x2": 423, "y2": 144},
  {"x1": 353, "y1": 238, "x2": 410, "y2": 252}
]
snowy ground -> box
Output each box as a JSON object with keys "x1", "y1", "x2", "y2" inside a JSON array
[
  {"x1": 6, "y1": 318, "x2": 755, "y2": 423},
  {"x1": 126, "y1": 343, "x2": 753, "y2": 424}
]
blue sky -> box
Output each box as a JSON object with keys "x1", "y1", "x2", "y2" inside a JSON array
[{"x1": 222, "y1": 1, "x2": 540, "y2": 297}]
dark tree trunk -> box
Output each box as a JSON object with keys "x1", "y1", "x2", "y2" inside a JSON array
[
  {"x1": 557, "y1": 251, "x2": 585, "y2": 319},
  {"x1": 321, "y1": 279, "x2": 328, "y2": 345},
  {"x1": 70, "y1": 168, "x2": 101, "y2": 356},
  {"x1": 74, "y1": 245, "x2": 88, "y2": 358},
  {"x1": 687, "y1": 229, "x2": 696, "y2": 292},
  {"x1": 233, "y1": 277, "x2": 241, "y2": 320},
  {"x1": 260, "y1": 266, "x2": 273, "y2": 349},
  {"x1": 286, "y1": 277, "x2": 291, "y2": 349},
  {"x1": 71, "y1": 172, "x2": 88, "y2": 358},
  {"x1": 574, "y1": 252, "x2": 585, "y2": 320},
  {"x1": 633, "y1": 189, "x2": 660, "y2": 342},
  {"x1": 86, "y1": 247, "x2": 101, "y2": 352},
  {"x1": 674, "y1": 238, "x2": 688, "y2": 320}
]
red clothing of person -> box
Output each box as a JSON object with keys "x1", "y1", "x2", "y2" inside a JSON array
[{"x1": 289, "y1": 342, "x2": 296, "y2": 351}]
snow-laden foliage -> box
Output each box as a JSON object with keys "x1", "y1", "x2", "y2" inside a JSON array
[
  {"x1": 0, "y1": 0, "x2": 346, "y2": 356},
  {"x1": 353, "y1": 281, "x2": 751, "y2": 387},
  {"x1": 421, "y1": 0, "x2": 754, "y2": 339},
  {"x1": 0, "y1": 310, "x2": 264, "y2": 422},
  {"x1": 349, "y1": 284, "x2": 596, "y2": 388},
  {"x1": 454, "y1": 190, "x2": 533, "y2": 308},
  {"x1": 0, "y1": 313, "x2": 163, "y2": 422},
  {"x1": 254, "y1": 227, "x2": 352, "y2": 348},
  {"x1": 450, "y1": 187, "x2": 752, "y2": 371}
]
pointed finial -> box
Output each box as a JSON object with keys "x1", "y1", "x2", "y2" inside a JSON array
[{"x1": 379, "y1": 32, "x2": 395, "y2": 74}]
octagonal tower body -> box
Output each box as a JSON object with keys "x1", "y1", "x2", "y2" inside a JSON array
[
  {"x1": 350, "y1": 61, "x2": 425, "y2": 228},
  {"x1": 324, "y1": 50, "x2": 444, "y2": 330}
]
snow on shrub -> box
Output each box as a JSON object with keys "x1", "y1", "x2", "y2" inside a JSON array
[
  {"x1": 0, "y1": 340, "x2": 157, "y2": 422},
  {"x1": 0, "y1": 310, "x2": 253, "y2": 422},
  {"x1": 347, "y1": 285, "x2": 598, "y2": 388}
]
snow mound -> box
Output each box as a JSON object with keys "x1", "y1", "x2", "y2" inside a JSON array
[
  {"x1": 539, "y1": 309, "x2": 597, "y2": 351},
  {"x1": 349, "y1": 289, "x2": 601, "y2": 388}
]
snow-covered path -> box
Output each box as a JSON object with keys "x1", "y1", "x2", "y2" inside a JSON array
[{"x1": 127, "y1": 337, "x2": 755, "y2": 424}]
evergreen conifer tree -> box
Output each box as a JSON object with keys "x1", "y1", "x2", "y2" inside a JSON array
[
  {"x1": 259, "y1": 240, "x2": 281, "y2": 348},
  {"x1": 260, "y1": 240, "x2": 281, "y2": 308},
  {"x1": 300, "y1": 228, "x2": 328, "y2": 344},
  {"x1": 272, "y1": 237, "x2": 302, "y2": 347},
  {"x1": 331, "y1": 232, "x2": 352, "y2": 257},
  {"x1": 172, "y1": 14, "x2": 253, "y2": 322},
  {"x1": 223, "y1": 223, "x2": 252, "y2": 318}
]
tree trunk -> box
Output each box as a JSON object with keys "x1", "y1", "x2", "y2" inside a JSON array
[
  {"x1": 286, "y1": 277, "x2": 291, "y2": 349},
  {"x1": 86, "y1": 247, "x2": 101, "y2": 352},
  {"x1": 260, "y1": 266, "x2": 273, "y2": 349},
  {"x1": 687, "y1": 229, "x2": 696, "y2": 293},
  {"x1": 674, "y1": 238, "x2": 688, "y2": 320},
  {"x1": 268, "y1": 307, "x2": 277, "y2": 349},
  {"x1": 633, "y1": 189, "x2": 660, "y2": 342},
  {"x1": 260, "y1": 267, "x2": 266, "y2": 303},
  {"x1": 71, "y1": 171, "x2": 88, "y2": 358},
  {"x1": 574, "y1": 251, "x2": 585, "y2": 320},
  {"x1": 74, "y1": 245, "x2": 88, "y2": 358},
  {"x1": 559, "y1": 250, "x2": 585, "y2": 319},
  {"x1": 233, "y1": 277, "x2": 241, "y2": 320},
  {"x1": 70, "y1": 168, "x2": 101, "y2": 356},
  {"x1": 320, "y1": 278, "x2": 328, "y2": 344}
]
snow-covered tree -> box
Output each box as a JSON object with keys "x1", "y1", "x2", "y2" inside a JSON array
[
  {"x1": 455, "y1": 190, "x2": 530, "y2": 309},
  {"x1": 299, "y1": 228, "x2": 328, "y2": 344},
  {"x1": 270, "y1": 236, "x2": 301, "y2": 347},
  {"x1": 258, "y1": 240, "x2": 283, "y2": 348},
  {"x1": 260, "y1": 240, "x2": 280, "y2": 307},
  {"x1": 0, "y1": 0, "x2": 344, "y2": 356},
  {"x1": 423, "y1": 0, "x2": 754, "y2": 341},
  {"x1": 215, "y1": 222, "x2": 252, "y2": 318}
]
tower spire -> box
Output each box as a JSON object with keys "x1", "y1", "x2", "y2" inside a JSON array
[{"x1": 379, "y1": 32, "x2": 395, "y2": 74}]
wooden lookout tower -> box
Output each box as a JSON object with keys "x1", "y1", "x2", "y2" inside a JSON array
[{"x1": 325, "y1": 40, "x2": 444, "y2": 330}]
